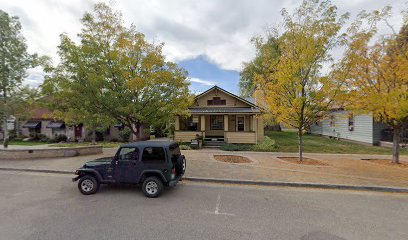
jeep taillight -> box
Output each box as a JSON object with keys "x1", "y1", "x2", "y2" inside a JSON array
[{"x1": 171, "y1": 168, "x2": 176, "y2": 179}]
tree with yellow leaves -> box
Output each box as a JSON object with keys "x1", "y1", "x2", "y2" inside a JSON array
[
  {"x1": 334, "y1": 7, "x2": 408, "y2": 163},
  {"x1": 248, "y1": 0, "x2": 349, "y2": 161}
]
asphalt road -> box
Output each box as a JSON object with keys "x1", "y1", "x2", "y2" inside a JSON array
[{"x1": 0, "y1": 171, "x2": 407, "y2": 240}]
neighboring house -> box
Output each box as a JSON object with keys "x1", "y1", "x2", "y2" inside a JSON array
[
  {"x1": 21, "y1": 107, "x2": 84, "y2": 141},
  {"x1": 174, "y1": 86, "x2": 264, "y2": 144},
  {"x1": 310, "y1": 109, "x2": 407, "y2": 146},
  {"x1": 19, "y1": 107, "x2": 129, "y2": 141}
]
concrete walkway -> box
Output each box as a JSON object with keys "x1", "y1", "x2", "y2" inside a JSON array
[{"x1": 0, "y1": 148, "x2": 407, "y2": 188}]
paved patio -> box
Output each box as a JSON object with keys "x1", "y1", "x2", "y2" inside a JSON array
[{"x1": 0, "y1": 148, "x2": 407, "y2": 188}]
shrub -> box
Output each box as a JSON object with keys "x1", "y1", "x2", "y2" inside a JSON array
[
  {"x1": 220, "y1": 143, "x2": 252, "y2": 151},
  {"x1": 250, "y1": 136, "x2": 278, "y2": 152},
  {"x1": 29, "y1": 133, "x2": 48, "y2": 142},
  {"x1": 8, "y1": 130, "x2": 17, "y2": 140},
  {"x1": 54, "y1": 134, "x2": 68, "y2": 143},
  {"x1": 221, "y1": 136, "x2": 278, "y2": 152},
  {"x1": 119, "y1": 127, "x2": 132, "y2": 142},
  {"x1": 179, "y1": 145, "x2": 192, "y2": 150}
]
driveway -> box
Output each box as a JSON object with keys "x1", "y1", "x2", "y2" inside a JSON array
[{"x1": 0, "y1": 171, "x2": 407, "y2": 240}]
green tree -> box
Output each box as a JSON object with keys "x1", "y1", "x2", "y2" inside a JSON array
[
  {"x1": 42, "y1": 3, "x2": 192, "y2": 139},
  {"x1": 249, "y1": 0, "x2": 349, "y2": 161},
  {"x1": 334, "y1": 7, "x2": 408, "y2": 163},
  {"x1": 0, "y1": 86, "x2": 41, "y2": 141},
  {"x1": 240, "y1": 36, "x2": 280, "y2": 98},
  {"x1": 0, "y1": 10, "x2": 42, "y2": 147}
]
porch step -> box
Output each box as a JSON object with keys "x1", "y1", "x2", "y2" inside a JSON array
[{"x1": 204, "y1": 137, "x2": 224, "y2": 142}]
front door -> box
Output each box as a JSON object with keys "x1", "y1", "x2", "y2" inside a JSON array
[
  {"x1": 74, "y1": 125, "x2": 82, "y2": 139},
  {"x1": 114, "y1": 147, "x2": 142, "y2": 183}
]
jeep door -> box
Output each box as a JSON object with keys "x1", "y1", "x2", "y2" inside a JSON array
[{"x1": 114, "y1": 147, "x2": 142, "y2": 183}]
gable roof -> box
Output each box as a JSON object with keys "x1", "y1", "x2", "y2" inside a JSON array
[{"x1": 194, "y1": 85, "x2": 259, "y2": 108}]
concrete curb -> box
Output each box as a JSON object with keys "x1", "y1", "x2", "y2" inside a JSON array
[
  {"x1": 183, "y1": 177, "x2": 408, "y2": 193},
  {"x1": 0, "y1": 167, "x2": 73, "y2": 175},
  {"x1": 1, "y1": 167, "x2": 407, "y2": 193}
]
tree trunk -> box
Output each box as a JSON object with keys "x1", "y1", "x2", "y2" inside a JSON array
[
  {"x1": 392, "y1": 127, "x2": 400, "y2": 164},
  {"x1": 298, "y1": 127, "x2": 303, "y2": 162},
  {"x1": 130, "y1": 122, "x2": 141, "y2": 141},
  {"x1": 2, "y1": 89, "x2": 8, "y2": 148},
  {"x1": 15, "y1": 119, "x2": 20, "y2": 138},
  {"x1": 3, "y1": 116, "x2": 8, "y2": 148},
  {"x1": 91, "y1": 125, "x2": 96, "y2": 145}
]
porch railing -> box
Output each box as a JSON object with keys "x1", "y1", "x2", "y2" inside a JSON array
[{"x1": 225, "y1": 131, "x2": 256, "y2": 144}]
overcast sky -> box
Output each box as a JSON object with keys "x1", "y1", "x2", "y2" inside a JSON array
[{"x1": 1, "y1": 0, "x2": 406, "y2": 94}]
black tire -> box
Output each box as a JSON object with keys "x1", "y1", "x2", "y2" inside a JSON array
[
  {"x1": 142, "y1": 176, "x2": 163, "y2": 198},
  {"x1": 78, "y1": 175, "x2": 99, "y2": 195},
  {"x1": 175, "y1": 155, "x2": 186, "y2": 174}
]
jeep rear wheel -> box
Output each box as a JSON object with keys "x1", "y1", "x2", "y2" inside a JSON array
[
  {"x1": 142, "y1": 176, "x2": 163, "y2": 198},
  {"x1": 78, "y1": 175, "x2": 99, "y2": 195}
]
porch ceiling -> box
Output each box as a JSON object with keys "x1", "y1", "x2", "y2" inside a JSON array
[{"x1": 189, "y1": 107, "x2": 260, "y2": 114}]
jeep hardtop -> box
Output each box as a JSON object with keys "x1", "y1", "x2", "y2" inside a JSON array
[{"x1": 72, "y1": 141, "x2": 186, "y2": 198}]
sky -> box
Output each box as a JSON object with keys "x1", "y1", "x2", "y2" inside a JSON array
[{"x1": 1, "y1": 0, "x2": 406, "y2": 95}]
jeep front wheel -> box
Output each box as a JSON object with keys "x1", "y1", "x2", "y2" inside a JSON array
[
  {"x1": 78, "y1": 175, "x2": 99, "y2": 195},
  {"x1": 142, "y1": 176, "x2": 163, "y2": 198}
]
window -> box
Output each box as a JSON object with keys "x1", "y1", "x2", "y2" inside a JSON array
[
  {"x1": 29, "y1": 128, "x2": 41, "y2": 134},
  {"x1": 207, "y1": 97, "x2": 226, "y2": 106},
  {"x1": 348, "y1": 113, "x2": 355, "y2": 131},
  {"x1": 187, "y1": 117, "x2": 198, "y2": 131},
  {"x1": 117, "y1": 147, "x2": 138, "y2": 161},
  {"x1": 142, "y1": 147, "x2": 165, "y2": 162},
  {"x1": 210, "y1": 115, "x2": 224, "y2": 130}
]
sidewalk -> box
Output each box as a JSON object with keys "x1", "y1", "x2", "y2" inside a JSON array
[{"x1": 0, "y1": 148, "x2": 407, "y2": 188}]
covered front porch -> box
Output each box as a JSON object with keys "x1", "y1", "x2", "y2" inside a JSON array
[{"x1": 174, "y1": 114, "x2": 263, "y2": 144}]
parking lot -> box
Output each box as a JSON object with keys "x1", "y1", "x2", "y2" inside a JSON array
[{"x1": 1, "y1": 170, "x2": 407, "y2": 240}]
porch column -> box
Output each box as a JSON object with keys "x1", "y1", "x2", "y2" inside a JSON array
[
  {"x1": 175, "y1": 116, "x2": 180, "y2": 131},
  {"x1": 253, "y1": 115, "x2": 258, "y2": 144},
  {"x1": 224, "y1": 115, "x2": 228, "y2": 131},
  {"x1": 200, "y1": 115, "x2": 205, "y2": 131}
]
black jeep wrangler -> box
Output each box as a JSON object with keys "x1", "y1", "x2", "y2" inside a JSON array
[{"x1": 72, "y1": 141, "x2": 186, "y2": 198}]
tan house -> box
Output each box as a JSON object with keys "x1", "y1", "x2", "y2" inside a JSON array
[{"x1": 174, "y1": 86, "x2": 264, "y2": 144}]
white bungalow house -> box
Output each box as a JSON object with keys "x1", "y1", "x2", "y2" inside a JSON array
[
  {"x1": 174, "y1": 86, "x2": 264, "y2": 144},
  {"x1": 310, "y1": 109, "x2": 407, "y2": 146}
]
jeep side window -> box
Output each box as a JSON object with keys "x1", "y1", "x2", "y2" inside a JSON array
[
  {"x1": 117, "y1": 147, "x2": 138, "y2": 161},
  {"x1": 142, "y1": 147, "x2": 165, "y2": 163},
  {"x1": 169, "y1": 144, "x2": 181, "y2": 162}
]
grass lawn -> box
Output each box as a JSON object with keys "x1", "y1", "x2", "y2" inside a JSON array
[
  {"x1": 50, "y1": 142, "x2": 121, "y2": 148},
  {"x1": 8, "y1": 141, "x2": 50, "y2": 146},
  {"x1": 266, "y1": 131, "x2": 408, "y2": 155}
]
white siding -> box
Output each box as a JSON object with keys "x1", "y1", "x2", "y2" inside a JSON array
[{"x1": 311, "y1": 111, "x2": 375, "y2": 144}]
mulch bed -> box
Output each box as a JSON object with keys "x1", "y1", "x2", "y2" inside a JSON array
[
  {"x1": 278, "y1": 157, "x2": 329, "y2": 166},
  {"x1": 361, "y1": 159, "x2": 408, "y2": 168},
  {"x1": 214, "y1": 155, "x2": 252, "y2": 164}
]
